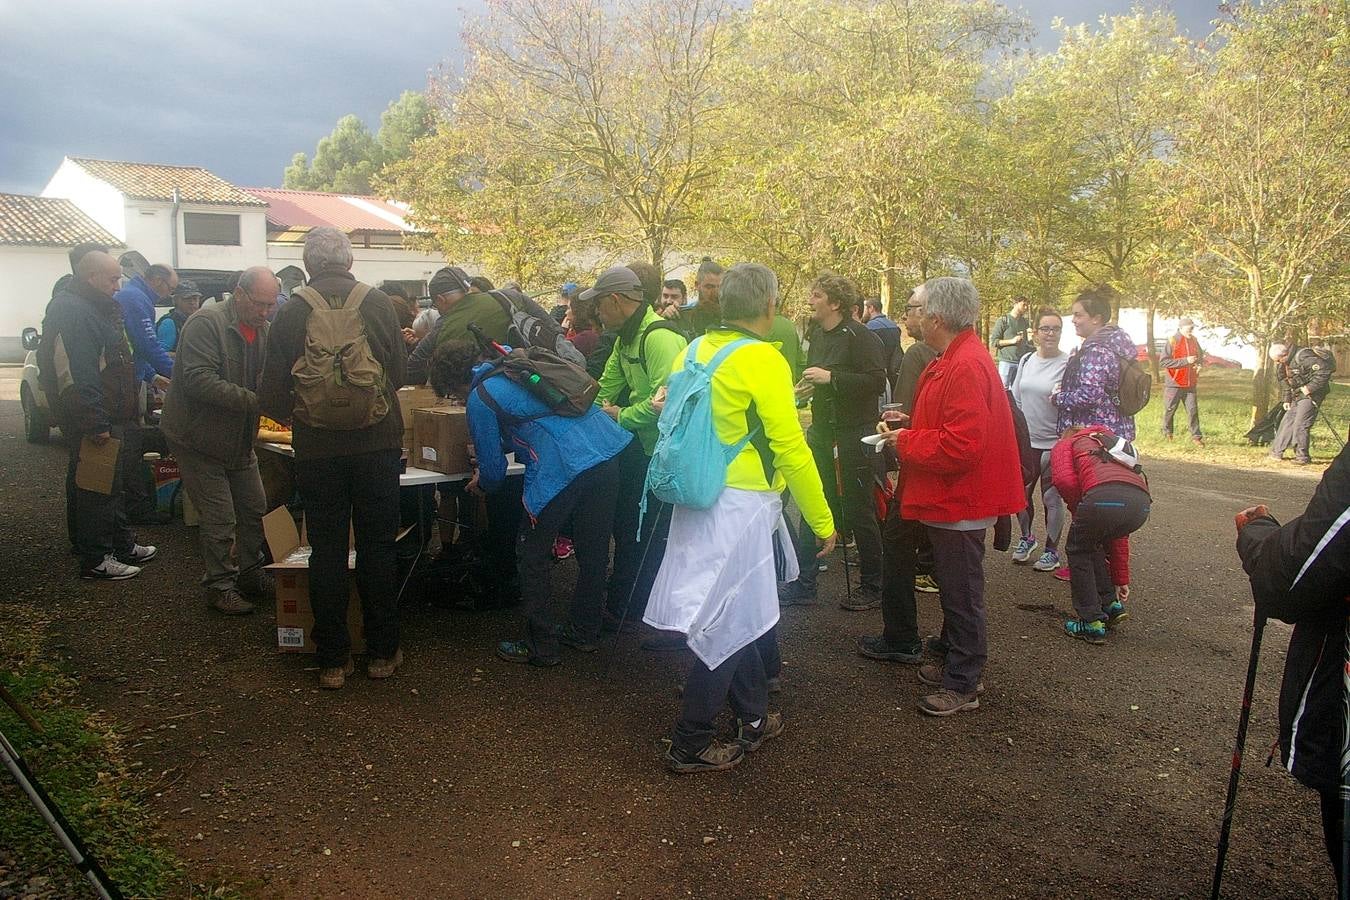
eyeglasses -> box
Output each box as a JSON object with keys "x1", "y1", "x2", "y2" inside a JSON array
[
  {"x1": 905, "y1": 304, "x2": 924, "y2": 312},
  {"x1": 1037, "y1": 326, "x2": 1062, "y2": 333}
]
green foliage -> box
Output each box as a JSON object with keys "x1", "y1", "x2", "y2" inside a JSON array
[{"x1": 283, "y1": 93, "x2": 435, "y2": 194}]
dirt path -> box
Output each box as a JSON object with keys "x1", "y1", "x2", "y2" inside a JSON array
[{"x1": 0, "y1": 389, "x2": 1334, "y2": 898}]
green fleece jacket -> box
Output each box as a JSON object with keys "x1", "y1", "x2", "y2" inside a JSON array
[{"x1": 596, "y1": 305, "x2": 688, "y2": 454}]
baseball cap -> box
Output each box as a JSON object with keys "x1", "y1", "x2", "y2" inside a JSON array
[
  {"x1": 578, "y1": 266, "x2": 642, "y2": 303},
  {"x1": 428, "y1": 266, "x2": 472, "y2": 297},
  {"x1": 1178, "y1": 316, "x2": 1194, "y2": 326},
  {"x1": 173, "y1": 279, "x2": 202, "y2": 299}
]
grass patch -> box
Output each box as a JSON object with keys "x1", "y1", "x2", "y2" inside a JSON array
[
  {"x1": 0, "y1": 604, "x2": 240, "y2": 899},
  {"x1": 1132, "y1": 368, "x2": 1347, "y2": 470}
]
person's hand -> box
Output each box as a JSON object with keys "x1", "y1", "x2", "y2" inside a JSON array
[
  {"x1": 794, "y1": 379, "x2": 815, "y2": 401},
  {"x1": 877, "y1": 412, "x2": 910, "y2": 433},
  {"x1": 601, "y1": 403, "x2": 621, "y2": 420},
  {"x1": 650, "y1": 386, "x2": 667, "y2": 414},
  {"x1": 1283, "y1": 401, "x2": 1292, "y2": 411},
  {"x1": 801, "y1": 366, "x2": 832, "y2": 386},
  {"x1": 466, "y1": 471, "x2": 483, "y2": 497},
  {"x1": 401, "y1": 327, "x2": 418, "y2": 346},
  {"x1": 1235, "y1": 505, "x2": 1270, "y2": 533},
  {"x1": 152, "y1": 374, "x2": 170, "y2": 391},
  {"x1": 1185, "y1": 355, "x2": 1198, "y2": 365},
  {"x1": 1116, "y1": 584, "x2": 1130, "y2": 602},
  {"x1": 90, "y1": 431, "x2": 111, "y2": 446},
  {"x1": 816, "y1": 531, "x2": 839, "y2": 558},
  {"x1": 660, "y1": 305, "x2": 679, "y2": 320}
]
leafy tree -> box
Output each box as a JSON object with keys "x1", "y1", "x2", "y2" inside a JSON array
[
  {"x1": 284, "y1": 93, "x2": 435, "y2": 194},
  {"x1": 378, "y1": 90, "x2": 434, "y2": 161}
]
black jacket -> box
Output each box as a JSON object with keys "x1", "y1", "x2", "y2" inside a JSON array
[
  {"x1": 804, "y1": 317, "x2": 887, "y2": 436},
  {"x1": 38, "y1": 280, "x2": 138, "y2": 434},
  {"x1": 1237, "y1": 442, "x2": 1350, "y2": 793},
  {"x1": 1278, "y1": 347, "x2": 1336, "y2": 404}
]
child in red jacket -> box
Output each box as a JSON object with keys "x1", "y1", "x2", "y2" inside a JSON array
[{"x1": 1050, "y1": 425, "x2": 1151, "y2": 644}]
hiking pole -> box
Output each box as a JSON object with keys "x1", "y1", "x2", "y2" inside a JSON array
[
  {"x1": 832, "y1": 441, "x2": 853, "y2": 603},
  {"x1": 602, "y1": 499, "x2": 672, "y2": 680},
  {"x1": 1320, "y1": 408, "x2": 1346, "y2": 450},
  {"x1": 1210, "y1": 610, "x2": 1268, "y2": 900}
]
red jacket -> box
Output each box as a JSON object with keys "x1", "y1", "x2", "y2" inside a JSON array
[
  {"x1": 894, "y1": 329, "x2": 1026, "y2": 522},
  {"x1": 1162, "y1": 333, "x2": 1202, "y2": 389},
  {"x1": 1050, "y1": 425, "x2": 1150, "y2": 585}
]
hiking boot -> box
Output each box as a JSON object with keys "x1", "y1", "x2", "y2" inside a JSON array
[
  {"x1": 80, "y1": 555, "x2": 141, "y2": 581},
  {"x1": 237, "y1": 568, "x2": 275, "y2": 601},
  {"x1": 778, "y1": 581, "x2": 817, "y2": 607},
  {"x1": 557, "y1": 623, "x2": 598, "y2": 653},
  {"x1": 209, "y1": 588, "x2": 255, "y2": 616},
  {"x1": 319, "y1": 658, "x2": 355, "y2": 690},
  {"x1": 116, "y1": 543, "x2": 157, "y2": 565},
  {"x1": 641, "y1": 632, "x2": 686, "y2": 651},
  {"x1": 664, "y1": 739, "x2": 745, "y2": 774},
  {"x1": 918, "y1": 689, "x2": 980, "y2": 717},
  {"x1": 840, "y1": 584, "x2": 882, "y2": 611},
  {"x1": 917, "y1": 663, "x2": 984, "y2": 695},
  {"x1": 924, "y1": 635, "x2": 949, "y2": 657},
  {"x1": 1105, "y1": 600, "x2": 1129, "y2": 628},
  {"x1": 1012, "y1": 537, "x2": 1039, "y2": 564},
  {"x1": 1032, "y1": 550, "x2": 1061, "y2": 572},
  {"x1": 497, "y1": 640, "x2": 560, "y2": 667},
  {"x1": 367, "y1": 648, "x2": 404, "y2": 679},
  {"x1": 1052, "y1": 566, "x2": 1070, "y2": 582},
  {"x1": 914, "y1": 574, "x2": 939, "y2": 594},
  {"x1": 857, "y1": 635, "x2": 923, "y2": 664},
  {"x1": 736, "y1": 711, "x2": 784, "y2": 751},
  {"x1": 1064, "y1": 618, "x2": 1107, "y2": 645},
  {"x1": 1293, "y1": 457, "x2": 1312, "y2": 466}
]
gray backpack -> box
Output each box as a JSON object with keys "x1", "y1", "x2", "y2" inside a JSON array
[{"x1": 290, "y1": 284, "x2": 389, "y2": 430}]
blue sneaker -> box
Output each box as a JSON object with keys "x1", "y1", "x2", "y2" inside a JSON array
[
  {"x1": 1032, "y1": 549, "x2": 1061, "y2": 572},
  {"x1": 1064, "y1": 619, "x2": 1107, "y2": 645},
  {"x1": 1105, "y1": 600, "x2": 1129, "y2": 628},
  {"x1": 1012, "y1": 537, "x2": 1039, "y2": 563}
]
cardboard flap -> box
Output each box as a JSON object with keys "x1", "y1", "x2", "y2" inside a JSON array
[{"x1": 262, "y1": 506, "x2": 301, "y2": 564}]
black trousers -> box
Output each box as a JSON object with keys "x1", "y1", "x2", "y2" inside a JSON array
[
  {"x1": 1321, "y1": 790, "x2": 1345, "y2": 893},
  {"x1": 516, "y1": 456, "x2": 620, "y2": 659},
  {"x1": 296, "y1": 449, "x2": 402, "y2": 667},
  {"x1": 607, "y1": 440, "x2": 671, "y2": 616},
  {"x1": 66, "y1": 426, "x2": 136, "y2": 570},
  {"x1": 672, "y1": 627, "x2": 778, "y2": 753},
  {"x1": 1064, "y1": 483, "x2": 1151, "y2": 622},
  {"x1": 880, "y1": 502, "x2": 923, "y2": 648},
  {"x1": 793, "y1": 428, "x2": 882, "y2": 591},
  {"x1": 117, "y1": 421, "x2": 156, "y2": 518}
]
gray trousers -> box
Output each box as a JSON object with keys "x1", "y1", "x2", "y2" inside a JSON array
[
  {"x1": 1016, "y1": 450, "x2": 1065, "y2": 551},
  {"x1": 925, "y1": 526, "x2": 987, "y2": 695},
  {"x1": 1161, "y1": 384, "x2": 1202, "y2": 440},
  {"x1": 1270, "y1": 397, "x2": 1318, "y2": 461},
  {"x1": 170, "y1": 442, "x2": 267, "y2": 593}
]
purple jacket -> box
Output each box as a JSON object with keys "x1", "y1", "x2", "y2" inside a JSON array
[{"x1": 1053, "y1": 324, "x2": 1137, "y2": 440}]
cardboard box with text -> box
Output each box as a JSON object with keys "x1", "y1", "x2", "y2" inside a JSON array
[{"x1": 262, "y1": 507, "x2": 364, "y2": 654}]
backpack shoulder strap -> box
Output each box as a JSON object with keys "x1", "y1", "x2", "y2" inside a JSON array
[
  {"x1": 705, "y1": 337, "x2": 754, "y2": 374},
  {"x1": 636, "y1": 319, "x2": 687, "y2": 366},
  {"x1": 292, "y1": 285, "x2": 328, "y2": 313},
  {"x1": 343, "y1": 283, "x2": 372, "y2": 312},
  {"x1": 474, "y1": 371, "x2": 548, "y2": 428}
]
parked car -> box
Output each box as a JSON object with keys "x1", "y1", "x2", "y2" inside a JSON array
[{"x1": 19, "y1": 327, "x2": 54, "y2": 443}]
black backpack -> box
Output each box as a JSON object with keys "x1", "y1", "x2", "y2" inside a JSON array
[
  {"x1": 474, "y1": 346, "x2": 600, "y2": 426},
  {"x1": 489, "y1": 289, "x2": 586, "y2": 367}
]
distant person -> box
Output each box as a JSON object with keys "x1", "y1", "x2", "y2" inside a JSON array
[
  {"x1": 405, "y1": 266, "x2": 512, "y2": 384},
  {"x1": 259, "y1": 227, "x2": 407, "y2": 690},
  {"x1": 680, "y1": 257, "x2": 723, "y2": 336},
  {"x1": 39, "y1": 251, "x2": 156, "y2": 580},
  {"x1": 659, "y1": 279, "x2": 687, "y2": 318},
  {"x1": 551, "y1": 281, "x2": 578, "y2": 323},
  {"x1": 564, "y1": 292, "x2": 602, "y2": 359},
  {"x1": 156, "y1": 280, "x2": 202, "y2": 353},
  {"x1": 1269, "y1": 341, "x2": 1336, "y2": 466},
  {"x1": 1053, "y1": 286, "x2": 1138, "y2": 441},
  {"x1": 115, "y1": 262, "x2": 178, "y2": 524},
  {"x1": 862, "y1": 297, "x2": 901, "y2": 375},
  {"x1": 1010, "y1": 308, "x2": 1069, "y2": 572},
  {"x1": 379, "y1": 281, "x2": 419, "y2": 340},
  {"x1": 161, "y1": 267, "x2": 277, "y2": 616},
  {"x1": 1160, "y1": 316, "x2": 1205, "y2": 445},
  {"x1": 989, "y1": 296, "x2": 1033, "y2": 387}
]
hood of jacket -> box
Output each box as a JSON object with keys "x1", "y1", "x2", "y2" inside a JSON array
[{"x1": 1084, "y1": 324, "x2": 1136, "y2": 360}]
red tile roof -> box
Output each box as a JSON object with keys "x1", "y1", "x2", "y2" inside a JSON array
[
  {"x1": 244, "y1": 188, "x2": 418, "y2": 233},
  {"x1": 69, "y1": 157, "x2": 265, "y2": 206},
  {"x1": 0, "y1": 193, "x2": 122, "y2": 248}
]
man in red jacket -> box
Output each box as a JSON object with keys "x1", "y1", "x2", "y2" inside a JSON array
[
  {"x1": 1160, "y1": 317, "x2": 1204, "y2": 444},
  {"x1": 891, "y1": 277, "x2": 1025, "y2": 716}
]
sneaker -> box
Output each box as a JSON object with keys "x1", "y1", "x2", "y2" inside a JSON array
[
  {"x1": 641, "y1": 632, "x2": 686, "y2": 651},
  {"x1": 735, "y1": 711, "x2": 784, "y2": 751},
  {"x1": 552, "y1": 536, "x2": 575, "y2": 560},
  {"x1": 1064, "y1": 618, "x2": 1107, "y2": 645},
  {"x1": 209, "y1": 588, "x2": 255, "y2": 616},
  {"x1": 918, "y1": 689, "x2": 980, "y2": 717},
  {"x1": 116, "y1": 544, "x2": 157, "y2": 565},
  {"x1": 80, "y1": 555, "x2": 141, "y2": 581},
  {"x1": 818, "y1": 562, "x2": 829, "y2": 573},
  {"x1": 367, "y1": 648, "x2": 404, "y2": 679},
  {"x1": 1105, "y1": 600, "x2": 1129, "y2": 627},
  {"x1": 840, "y1": 584, "x2": 882, "y2": 611},
  {"x1": 924, "y1": 635, "x2": 950, "y2": 657},
  {"x1": 857, "y1": 635, "x2": 923, "y2": 664},
  {"x1": 319, "y1": 658, "x2": 355, "y2": 690},
  {"x1": 557, "y1": 623, "x2": 598, "y2": 653},
  {"x1": 1032, "y1": 550, "x2": 1061, "y2": 572},
  {"x1": 664, "y1": 739, "x2": 745, "y2": 774},
  {"x1": 917, "y1": 663, "x2": 985, "y2": 695},
  {"x1": 914, "y1": 574, "x2": 939, "y2": 594},
  {"x1": 496, "y1": 640, "x2": 560, "y2": 667},
  {"x1": 1012, "y1": 537, "x2": 1039, "y2": 564},
  {"x1": 237, "y1": 568, "x2": 275, "y2": 601},
  {"x1": 1052, "y1": 566, "x2": 1070, "y2": 582},
  {"x1": 778, "y1": 581, "x2": 817, "y2": 607}
]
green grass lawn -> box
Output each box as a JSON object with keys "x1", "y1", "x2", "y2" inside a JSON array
[{"x1": 1132, "y1": 368, "x2": 1347, "y2": 470}]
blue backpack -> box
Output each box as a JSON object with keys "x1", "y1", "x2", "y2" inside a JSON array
[{"x1": 642, "y1": 337, "x2": 758, "y2": 522}]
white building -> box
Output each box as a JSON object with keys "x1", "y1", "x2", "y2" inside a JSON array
[{"x1": 0, "y1": 193, "x2": 122, "y2": 361}]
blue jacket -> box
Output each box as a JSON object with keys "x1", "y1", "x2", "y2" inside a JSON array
[
  {"x1": 115, "y1": 275, "x2": 174, "y2": 382},
  {"x1": 467, "y1": 361, "x2": 632, "y2": 518}
]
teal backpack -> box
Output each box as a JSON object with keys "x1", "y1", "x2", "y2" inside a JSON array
[{"x1": 642, "y1": 337, "x2": 758, "y2": 526}]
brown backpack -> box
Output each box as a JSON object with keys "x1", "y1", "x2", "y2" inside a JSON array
[{"x1": 290, "y1": 284, "x2": 389, "y2": 430}]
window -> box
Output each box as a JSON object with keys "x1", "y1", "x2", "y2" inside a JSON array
[{"x1": 183, "y1": 212, "x2": 241, "y2": 246}]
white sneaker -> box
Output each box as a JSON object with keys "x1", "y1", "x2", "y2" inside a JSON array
[
  {"x1": 81, "y1": 555, "x2": 141, "y2": 581},
  {"x1": 1012, "y1": 537, "x2": 1039, "y2": 563},
  {"x1": 1032, "y1": 549, "x2": 1061, "y2": 572},
  {"x1": 117, "y1": 544, "x2": 157, "y2": 564}
]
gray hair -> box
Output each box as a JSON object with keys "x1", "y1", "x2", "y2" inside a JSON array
[
  {"x1": 302, "y1": 226, "x2": 354, "y2": 273},
  {"x1": 1269, "y1": 342, "x2": 1288, "y2": 360},
  {"x1": 720, "y1": 262, "x2": 778, "y2": 322},
  {"x1": 919, "y1": 277, "x2": 979, "y2": 331}
]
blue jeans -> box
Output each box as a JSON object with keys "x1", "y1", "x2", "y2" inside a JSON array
[{"x1": 997, "y1": 360, "x2": 1019, "y2": 388}]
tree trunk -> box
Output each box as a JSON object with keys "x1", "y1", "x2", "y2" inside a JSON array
[
  {"x1": 1250, "y1": 337, "x2": 1274, "y2": 424},
  {"x1": 1145, "y1": 301, "x2": 1159, "y2": 382},
  {"x1": 880, "y1": 247, "x2": 896, "y2": 316}
]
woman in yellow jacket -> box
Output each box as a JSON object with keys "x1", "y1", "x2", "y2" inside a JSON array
[{"x1": 645, "y1": 262, "x2": 837, "y2": 774}]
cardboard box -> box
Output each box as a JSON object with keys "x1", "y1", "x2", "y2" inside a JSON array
[
  {"x1": 263, "y1": 507, "x2": 364, "y2": 654},
  {"x1": 413, "y1": 406, "x2": 471, "y2": 475},
  {"x1": 148, "y1": 455, "x2": 181, "y2": 514},
  {"x1": 397, "y1": 385, "x2": 441, "y2": 450}
]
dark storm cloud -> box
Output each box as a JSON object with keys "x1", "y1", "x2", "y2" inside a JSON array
[{"x1": 0, "y1": 0, "x2": 1219, "y2": 196}]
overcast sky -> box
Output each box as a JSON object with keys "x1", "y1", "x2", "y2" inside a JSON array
[{"x1": 0, "y1": 0, "x2": 1220, "y2": 196}]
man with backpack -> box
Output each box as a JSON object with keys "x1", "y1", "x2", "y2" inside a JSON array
[
  {"x1": 588, "y1": 265, "x2": 690, "y2": 639},
  {"x1": 259, "y1": 227, "x2": 407, "y2": 690},
  {"x1": 404, "y1": 266, "x2": 512, "y2": 385}
]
